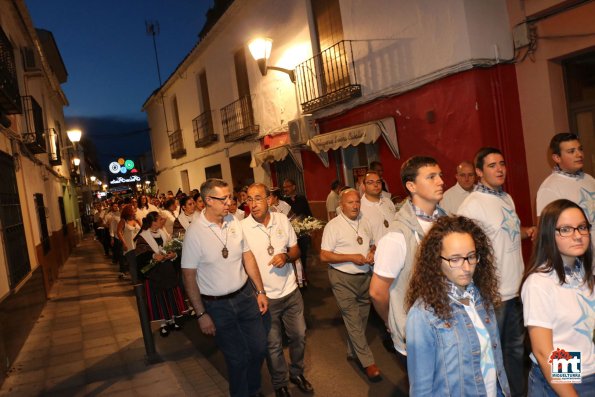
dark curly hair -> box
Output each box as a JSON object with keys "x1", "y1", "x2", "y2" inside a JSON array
[{"x1": 405, "y1": 216, "x2": 500, "y2": 320}]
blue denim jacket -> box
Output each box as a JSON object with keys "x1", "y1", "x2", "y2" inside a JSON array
[{"x1": 406, "y1": 295, "x2": 511, "y2": 397}]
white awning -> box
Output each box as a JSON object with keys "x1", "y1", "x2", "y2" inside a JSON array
[
  {"x1": 307, "y1": 117, "x2": 399, "y2": 158},
  {"x1": 251, "y1": 144, "x2": 303, "y2": 171}
]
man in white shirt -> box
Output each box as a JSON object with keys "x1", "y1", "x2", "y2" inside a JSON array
[
  {"x1": 181, "y1": 178, "x2": 268, "y2": 397},
  {"x1": 536, "y1": 132, "x2": 595, "y2": 241},
  {"x1": 241, "y1": 183, "x2": 312, "y2": 397},
  {"x1": 320, "y1": 189, "x2": 380, "y2": 380},
  {"x1": 325, "y1": 180, "x2": 341, "y2": 220},
  {"x1": 270, "y1": 188, "x2": 292, "y2": 216},
  {"x1": 440, "y1": 161, "x2": 475, "y2": 214},
  {"x1": 369, "y1": 156, "x2": 446, "y2": 367},
  {"x1": 457, "y1": 147, "x2": 535, "y2": 397},
  {"x1": 360, "y1": 171, "x2": 396, "y2": 244}
]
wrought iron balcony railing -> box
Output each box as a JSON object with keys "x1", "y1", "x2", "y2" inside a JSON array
[
  {"x1": 295, "y1": 40, "x2": 362, "y2": 113},
  {"x1": 0, "y1": 27, "x2": 22, "y2": 114},
  {"x1": 193, "y1": 110, "x2": 218, "y2": 148},
  {"x1": 220, "y1": 95, "x2": 259, "y2": 143},
  {"x1": 168, "y1": 129, "x2": 186, "y2": 159},
  {"x1": 21, "y1": 96, "x2": 46, "y2": 154}
]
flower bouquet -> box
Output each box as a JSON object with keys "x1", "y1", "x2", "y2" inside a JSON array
[
  {"x1": 290, "y1": 216, "x2": 325, "y2": 237},
  {"x1": 140, "y1": 237, "x2": 184, "y2": 275}
]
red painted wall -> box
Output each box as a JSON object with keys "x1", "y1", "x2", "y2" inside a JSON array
[{"x1": 304, "y1": 64, "x2": 532, "y2": 226}]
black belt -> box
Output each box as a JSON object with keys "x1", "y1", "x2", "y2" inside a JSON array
[{"x1": 201, "y1": 282, "x2": 248, "y2": 301}]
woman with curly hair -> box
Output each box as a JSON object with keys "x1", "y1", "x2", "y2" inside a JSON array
[
  {"x1": 405, "y1": 216, "x2": 510, "y2": 396},
  {"x1": 521, "y1": 199, "x2": 594, "y2": 396}
]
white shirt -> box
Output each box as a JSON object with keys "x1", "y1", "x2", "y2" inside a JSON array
[
  {"x1": 440, "y1": 183, "x2": 472, "y2": 215},
  {"x1": 536, "y1": 172, "x2": 595, "y2": 243},
  {"x1": 181, "y1": 210, "x2": 249, "y2": 296},
  {"x1": 161, "y1": 209, "x2": 177, "y2": 236},
  {"x1": 271, "y1": 200, "x2": 291, "y2": 216},
  {"x1": 136, "y1": 203, "x2": 159, "y2": 223},
  {"x1": 177, "y1": 211, "x2": 200, "y2": 231},
  {"x1": 326, "y1": 190, "x2": 340, "y2": 218},
  {"x1": 360, "y1": 194, "x2": 396, "y2": 243},
  {"x1": 122, "y1": 222, "x2": 140, "y2": 254},
  {"x1": 241, "y1": 212, "x2": 298, "y2": 299},
  {"x1": 232, "y1": 209, "x2": 245, "y2": 221},
  {"x1": 521, "y1": 268, "x2": 595, "y2": 377},
  {"x1": 458, "y1": 191, "x2": 524, "y2": 301},
  {"x1": 321, "y1": 212, "x2": 374, "y2": 274},
  {"x1": 108, "y1": 212, "x2": 120, "y2": 238}
]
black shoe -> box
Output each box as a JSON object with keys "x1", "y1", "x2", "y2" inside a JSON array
[
  {"x1": 275, "y1": 386, "x2": 291, "y2": 397},
  {"x1": 290, "y1": 375, "x2": 314, "y2": 393},
  {"x1": 159, "y1": 326, "x2": 169, "y2": 337}
]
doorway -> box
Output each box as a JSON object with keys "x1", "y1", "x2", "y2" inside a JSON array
[
  {"x1": 229, "y1": 152, "x2": 254, "y2": 191},
  {"x1": 564, "y1": 50, "x2": 595, "y2": 175}
]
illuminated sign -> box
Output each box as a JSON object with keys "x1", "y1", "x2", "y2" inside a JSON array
[
  {"x1": 110, "y1": 175, "x2": 141, "y2": 184},
  {"x1": 109, "y1": 159, "x2": 135, "y2": 175}
]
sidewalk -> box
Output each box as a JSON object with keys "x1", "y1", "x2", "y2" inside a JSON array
[{"x1": 0, "y1": 235, "x2": 228, "y2": 397}]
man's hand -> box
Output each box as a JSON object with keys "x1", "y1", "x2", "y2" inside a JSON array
[
  {"x1": 257, "y1": 294, "x2": 268, "y2": 314},
  {"x1": 351, "y1": 254, "x2": 368, "y2": 266},
  {"x1": 268, "y1": 253, "x2": 288, "y2": 268},
  {"x1": 522, "y1": 226, "x2": 537, "y2": 241},
  {"x1": 198, "y1": 314, "x2": 216, "y2": 335},
  {"x1": 365, "y1": 251, "x2": 375, "y2": 265}
]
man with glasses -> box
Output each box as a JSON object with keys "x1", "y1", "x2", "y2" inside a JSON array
[
  {"x1": 458, "y1": 148, "x2": 535, "y2": 397},
  {"x1": 241, "y1": 183, "x2": 312, "y2": 397},
  {"x1": 181, "y1": 178, "x2": 268, "y2": 397},
  {"x1": 360, "y1": 171, "x2": 396, "y2": 244},
  {"x1": 369, "y1": 156, "x2": 446, "y2": 367}
]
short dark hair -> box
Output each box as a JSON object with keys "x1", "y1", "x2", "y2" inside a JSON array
[
  {"x1": 474, "y1": 147, "x2": 503, "y2": 171},
  {"x1": 400, "y1": 156, "x2": 438, "y2": 193},
  {"x1": 330, "y1": 180, "x2": 341, "y2": 190},
  {"x1": 270, "y1": 187, "x2": 283, "y2": 199},
  {"x1": 549, "y1": 132, "x2": 580, "y2": 155},
  {"x1": 248, "y1": 182, "x2": 270, "y2": 197},
  {"x1": 369, "y1": 161, "x2": 382, "y2": 170},
  {"x1": 200, "y1": 178, "x2": 228, "y2": 199},
  {"x1": 283, "y1": 178, "x2": 296, "y2": 186}
]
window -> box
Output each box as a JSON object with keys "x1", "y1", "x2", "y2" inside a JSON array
[
  {"x1": 34, "y1": 193, "x2": 50, "y2": 254},
  {"x1": 0, "y1": 27, "x2": 22, "y2": 114}
]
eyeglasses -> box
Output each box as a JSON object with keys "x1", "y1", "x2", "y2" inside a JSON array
[
  {"x1": 365, "y1": 180, "x2": 382, "y2": 185},
  {"x1": 556, "y1": 224, "x2": 591, "y2": 238},
  {"x1": 440, "y1": 253, "x2": 480, "y2": 269},
  {"x1": 208, "y1": 195, "x2": 231, "y2": 204},
  {"x1": 246, "y1": 196, "x2": 268, "y2": 204}
]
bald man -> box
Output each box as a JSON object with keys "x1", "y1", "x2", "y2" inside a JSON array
[{"x1": 439, "y1": 161, "x2": 476, "y2": 214}]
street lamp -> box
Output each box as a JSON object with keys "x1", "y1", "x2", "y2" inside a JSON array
[
  {"x1": 90, "y1": 175, "x2": 96, "y2": 182},
  {"x1": 73, "y1": 157, "x2": 81, "y2": 167},
  {"x1": 248, "y1": 37, "x2": 295, "y2": 83},
  {"x1": 66, "y1": 129, "x2": 82, "y2": 144}
]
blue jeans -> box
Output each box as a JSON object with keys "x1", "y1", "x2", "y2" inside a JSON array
[
  {"x1": 495, "y1": 297, "x2": 526, "y2": 397},
  {"x1": 204, "y1": 283, "x2": 267, "y2": 397},
  {"x1": 529, "y1": 362, "x2": 595, "y2": 396},
  {"x1": 263, "y1": 288, "x2": 307, "y2": 389}
]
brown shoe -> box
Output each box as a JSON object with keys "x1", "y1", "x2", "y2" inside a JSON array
[{"x1": 365, "y1": 364, "x2": 381, "y2": 380}]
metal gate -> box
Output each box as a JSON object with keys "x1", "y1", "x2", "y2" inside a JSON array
[{"x1": 0, "y1": 151, "x2": 31, "y2": 287}]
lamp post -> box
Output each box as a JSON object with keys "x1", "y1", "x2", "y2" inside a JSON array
[{"x1": 248, "y1": 37, "x2": 295, "y2": 83}]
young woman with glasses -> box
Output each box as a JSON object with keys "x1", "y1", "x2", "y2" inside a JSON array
[
  {"x1": 521, "y1": 199, "x2": 594, "y2": 396},
  {"x1": 405, "y1": 216, "x2": 510, "y2": 396}
]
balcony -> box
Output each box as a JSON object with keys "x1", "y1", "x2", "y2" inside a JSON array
[
  {"x1": 168, "y1": 129, "x2": 186, "y2": 159},
  {"x1": 21, "y1": 96, "x2": 46, "y2": 154},
  {"x1": 193, "y1": 110, "x2": 218, "y2": 148},
  {"x1": 220, "y1": 95, "x2": 259, "y2": 143},
  {"x1": 0, "y1": 28, "x2": 22, "y2": 114},
  {"x1": 295, "y1": 40, "x2": 362, "y2": 113}
]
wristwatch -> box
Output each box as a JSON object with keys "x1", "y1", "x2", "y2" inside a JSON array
[{"x1": 256, "y1": 290, "x2": 267, "y2": 295}]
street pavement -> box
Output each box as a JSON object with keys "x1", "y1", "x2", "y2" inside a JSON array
[{"x1": 0, "y1": 235, "x2": 409, "y2": 397}]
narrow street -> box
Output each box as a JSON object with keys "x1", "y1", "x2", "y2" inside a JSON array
[{"x1": 0, "y1": 235, "x2": 408, "y2": 397}]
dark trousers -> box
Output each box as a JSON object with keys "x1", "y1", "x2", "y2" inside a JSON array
[
  {"x1": 297, "y1": 235, "x2": 310, "y2": 278},
  {"x1": 204, "y1": 283, "x2": 267, "y2": 397},
  {"x1": 495, "y1": 297, "x2": 526, "y2": 397}
]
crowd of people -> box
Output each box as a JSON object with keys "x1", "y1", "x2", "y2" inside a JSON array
[{"x1": 91, "y1": 132, "x2": 593, "y2": 397}]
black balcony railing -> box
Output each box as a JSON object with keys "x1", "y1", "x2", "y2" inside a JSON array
[
  {"x1": 220, "y1": 95, "x2": 259, "y2": 143},
  {"x1": 47, "y1": 128, "x2": 62, "y2": 165},
  {"x1": 21, "y1": 96, "x2": 46, "y2": 154},
  {"x1": 295, "y1": 40, "x2": 362, "y2": 113},
  {"x1": 0, "y1": 27, "x2": 22, "y2": 114},
  {"x1": 193, "y1": 110, "x2": 218, "y2": 148},
  {"x1": 169, "y1": 129, "x2": 186, "y2": 159}
]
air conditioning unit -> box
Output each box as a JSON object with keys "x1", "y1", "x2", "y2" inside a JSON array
[
  {"x1": 288, "y1": 116, "x2": 318, "y2": 145},
  {"x1": 22, "y1": 47, "x2": 40, "y2": 71}
]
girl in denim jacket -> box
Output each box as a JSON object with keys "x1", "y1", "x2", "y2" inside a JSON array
[{"x1": 405, "y1": 216, "x2": 511, "y2": 396}]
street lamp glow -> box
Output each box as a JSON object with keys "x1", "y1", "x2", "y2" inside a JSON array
[
  {"x1": 73, "y1": 157, "x2": 80, "y2": 166},
  {"x1": 67, "y1": 129, "x2": 82, "y2": 143},
  {"x1": 145, "y1": 180, "x2": 150, "y2": 185},
  {"x1": 90, "y1": 175, "x2": 96, "y2": 182},
  {"x1": 248, "y1": 37, "x2": 272, "y2": 62}
]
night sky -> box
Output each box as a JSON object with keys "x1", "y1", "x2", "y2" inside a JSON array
[{"x1": 26, "y1": 0, "x2": 212, "y2": 176}]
